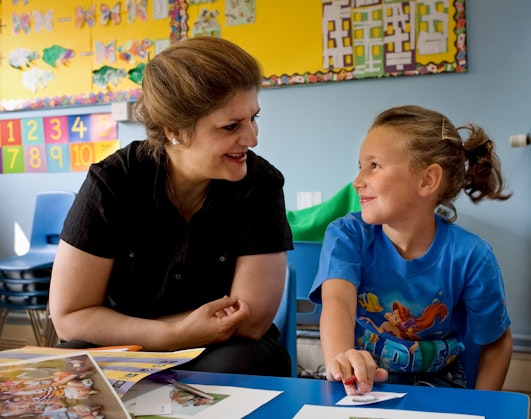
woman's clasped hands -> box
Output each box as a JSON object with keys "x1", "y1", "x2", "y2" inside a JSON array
[{"x1": 177, "y1": 295, "x2": 250, "y2": 347}]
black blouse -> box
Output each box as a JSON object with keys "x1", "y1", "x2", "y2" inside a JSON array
[{"x1": 61, "y1": 141, "x2": 293, "y2": 318}]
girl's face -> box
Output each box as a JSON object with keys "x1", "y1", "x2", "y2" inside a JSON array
[
  {"x1": 353, "y1": 126, "x2": 424, "y2": 226},
  {"x1": 174, "y1": 89, "x2": 260, "y2": 183}
]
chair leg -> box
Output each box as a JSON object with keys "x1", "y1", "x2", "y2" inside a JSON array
[
  {"x1": 0, "y1": 308, "x2": 11, "y2": 340},
  {"x1": 27, "y1": 309, "x2": 48, "y2": 346},
  {"x1": 43, "y1": 305, "x2": 59, "y2": 347}
]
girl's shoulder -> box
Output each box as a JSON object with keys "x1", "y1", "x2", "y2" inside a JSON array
[
  {"x1": 327, "y1": 211, "x2": 381, "y2": 244},
  {"x1": 441, "y1": 217, "x2": 493, "y2": 250}
]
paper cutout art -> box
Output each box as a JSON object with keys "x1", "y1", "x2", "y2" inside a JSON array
[
  {"x1": 8, "y1": 48, "x2": 40, "y2": 69},
  {"x1": 96, "y1": 40, "x2": 117, "y2": 64},
  {"x1": 126, "y1": 0, "x2": 148, "y2": 23},
  {"x1": 12, "y1": 12, "x2": 31, "y2": 35},
  {"x1": 117, "y1": 39, "x2": 153, "y2": 63},
  {"x1": 22, "y1": 68, "x2": 54, "y2": 92},
  {"x1": 100, "y1": 2, "x2": 122, "y2": 25},
  {"x1": 92, "y1": 66, "x2": 127, "y2": 89},
  {"x1": 33, "y1": 9, "x2": 54, "y2": 33},
  {"x1": 192, "y1": 8, "x2": 221, "y2": 37},
  {"x1": 42, "y1": 45, "x2": 75, "y2": 68},
  {"x1": 128, "y1": 63, "x2": 146, "y2": 84},
  {"x1": 225, "y1": 0, "x2": 255, "y2": 26},
  {"x1": 153, "y1": 0, "x2": 170, "y2": 19},
  {"x1": 74, "y1": 5, "x2": 97, "y2": 28}
]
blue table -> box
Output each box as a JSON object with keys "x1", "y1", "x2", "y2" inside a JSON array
[{"x1": 178, "y1": 371, "x2": 530, "y2": 418}]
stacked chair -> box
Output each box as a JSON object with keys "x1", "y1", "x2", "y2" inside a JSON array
[{"x1": 0, "y1": 191, "x2": 76, "y2": 347}]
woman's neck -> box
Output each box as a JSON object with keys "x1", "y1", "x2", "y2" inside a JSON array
[{"x1": 166, "y1": 160, "x2": 210, "y2": 221}]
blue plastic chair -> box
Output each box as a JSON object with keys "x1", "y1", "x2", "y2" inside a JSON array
[
  {"x1": 0, "y1": 191, "x2": 76, "y2": 346},
  {"x1": 459, "y1": 325, "x2": 481, "y2": 389},
  {"x1": 273, "y1": 264, "x2": 298, "y2": 377},
  {"x1": 0, "y1": 191, "x2": 76, "y2": 276},
  {"x1": 287, "y1": 241, "x2": 323, "y2": 328}
]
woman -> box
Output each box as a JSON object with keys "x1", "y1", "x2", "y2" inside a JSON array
[{"x1": 49, "y1": 37, "x2": 293, "y2": 376}]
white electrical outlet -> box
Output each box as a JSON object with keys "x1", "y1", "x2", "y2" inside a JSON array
[{"x1": 297, "y1": 192, "x2": 322, "y2": 210}]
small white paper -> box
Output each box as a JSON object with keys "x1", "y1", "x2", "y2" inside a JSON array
[
  {"x1": 133, "y1": 382, "x2": 172, "y2": 416},
  {"x1": 336, "y1": 390, "x2": 407, "y2": 406}
]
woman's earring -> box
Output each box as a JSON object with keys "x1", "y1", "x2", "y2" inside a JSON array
[{"x1": 171, "y1": 137, "x2": 180, "y2": 145}]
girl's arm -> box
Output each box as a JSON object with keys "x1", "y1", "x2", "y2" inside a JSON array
[
  {"x1": 320, "y1": 279, "x2": 387, "y2": 394},
  {"x1": 475, "y1": 327, "x2": 513, "y2": 390}
]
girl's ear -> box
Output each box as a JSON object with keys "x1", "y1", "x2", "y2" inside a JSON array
[{"x1": 419, "y1": 163, "x2": 443, "y2": 197}]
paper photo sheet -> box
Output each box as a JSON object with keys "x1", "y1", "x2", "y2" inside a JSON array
[
  {"x1": 0, "y1": 351, "x2": 129, "y2": 418},
  {"x1": 122, "y1": 381, "x2": 282, "y2": 419}
]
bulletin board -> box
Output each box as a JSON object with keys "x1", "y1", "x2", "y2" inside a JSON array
[{"x1": 0, "y1": 0, "x2": 467, "y2": 112}]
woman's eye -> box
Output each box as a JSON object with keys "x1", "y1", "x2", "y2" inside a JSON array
[
  {"x1": 251, "y1": 113, "x2": 260, "y2": 122},
  {"x1": 223, "y1": 123, "x2": 238, "y2": 131},
  {"x1": 371, "y1": 162, "x2": 380, "y2": 169}
]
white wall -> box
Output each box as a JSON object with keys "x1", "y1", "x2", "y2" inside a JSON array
[{"x1": 1, "y1": 0, "x2": 530, "y2": 345}]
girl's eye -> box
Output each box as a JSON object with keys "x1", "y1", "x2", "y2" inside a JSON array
[
  {"x1": 370, "y1": 162, "x2": 380, "y2": 169},
  {"x1": 251, "y1": 113, "x2": 260, "y2": 122}
]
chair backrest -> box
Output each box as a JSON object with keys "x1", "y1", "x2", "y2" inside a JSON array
[
  {"x1": 30, "y1": 191, "x2": 77, "y2": 249},
  {"x1": 460, "y1": 328, "x2": 481, "y2": 389},
  {"x1": 273, "y1": 264, "x2": 298, "y2": 377},
  {"x1": 287, "y1": 241, "x2": 323, "y2": 326}
]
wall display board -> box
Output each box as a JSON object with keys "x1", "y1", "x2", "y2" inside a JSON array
[
  {"x1": 0, "y1": 112, "x2": 119, "y2": 173},
  {"x1": 0, "y1": 0, "x2": 467, "y2": 111}
]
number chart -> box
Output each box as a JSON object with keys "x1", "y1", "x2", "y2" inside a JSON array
[{"x1": 0, "y1": 113, "x2": 119, "y2": 174}]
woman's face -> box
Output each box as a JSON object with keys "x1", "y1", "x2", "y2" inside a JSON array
[{"x1": 174, "y1": 89, "x2": 260, "y2": 183}]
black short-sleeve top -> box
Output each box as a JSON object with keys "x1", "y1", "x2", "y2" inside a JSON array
[{"x1": 60, "y1": 141, "x2": 293, "y2": 318}]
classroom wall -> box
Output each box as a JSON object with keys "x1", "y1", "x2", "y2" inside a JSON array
[{"x1": 1, "y1": 0, "x2": 530, "y2": 346}]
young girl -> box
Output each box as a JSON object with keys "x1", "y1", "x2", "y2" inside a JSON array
[{"x1": 310, "y1": 105, "x2": 513, "y2": 394}]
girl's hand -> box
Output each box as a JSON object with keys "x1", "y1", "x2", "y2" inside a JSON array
[{"x1": 326, "y1": 348, "x2": 388, "y2": 395}]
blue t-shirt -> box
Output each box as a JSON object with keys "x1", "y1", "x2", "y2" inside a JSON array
[{"x1": 310, "y1": 212, "x2": 510, "y2": 373}]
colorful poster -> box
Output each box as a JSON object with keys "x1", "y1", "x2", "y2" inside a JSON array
[
  {"x1": 0, "y1": 112, "x2": 119, "y2": 173},
  {"x1": 0, "y1": 0, "x2": 466, "y2": 111},
  {"x1": 1, "y1": 0, "x2": 172, "y2": 111}
]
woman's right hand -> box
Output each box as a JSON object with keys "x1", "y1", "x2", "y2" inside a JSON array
[
  {"x1": 326, "y1": 348, "x2": 388, "y2": 394},
  {"x1": 177, "y1": 296, "x2": 250, "y2": 347}
]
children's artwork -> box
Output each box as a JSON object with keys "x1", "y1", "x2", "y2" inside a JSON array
[
  {"x1": 0, "y1": 0, "x2": 466, "y2": 111},
  {"x1": 0, "y1": 352, "x2": 130, "y2": 418},
  {"x1": 0, "y1": 112, "x2": 119, "y2": 174}
]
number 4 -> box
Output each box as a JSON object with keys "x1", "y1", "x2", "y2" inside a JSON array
[{"x1": 71, "y1": 116, "x2": 88, "y2": 139}]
